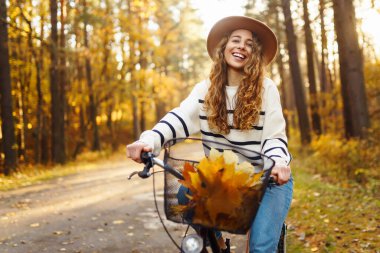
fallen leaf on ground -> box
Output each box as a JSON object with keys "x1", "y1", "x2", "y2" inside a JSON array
[{"x1": 112, "y1": 220, "x2": 124, "y2": 224}]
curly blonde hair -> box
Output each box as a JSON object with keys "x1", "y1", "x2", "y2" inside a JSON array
[{"x1": 204, "y1": 33, "x2": 265, "y2": 134}]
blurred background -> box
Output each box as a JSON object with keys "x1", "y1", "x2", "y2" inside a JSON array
[{"x1": 1, "y1": 0, "x2": 380, "y2": 182}]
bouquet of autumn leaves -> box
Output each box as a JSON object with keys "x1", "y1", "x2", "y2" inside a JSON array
[{"x1": 173, "y1": 148, "x2": 265, "y2": 233}]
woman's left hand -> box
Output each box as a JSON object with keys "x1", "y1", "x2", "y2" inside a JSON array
[{"x1": 270, "y1": 163, "x2": 291, "y2": 185}]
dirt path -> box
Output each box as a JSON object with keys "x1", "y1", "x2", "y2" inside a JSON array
[{"x1": 0, "y1": 151, "x2": 248, "y2": 253}]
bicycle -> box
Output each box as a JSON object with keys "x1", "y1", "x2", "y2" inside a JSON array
[{"x1": 128, "y1": 137, "x2": 287, "y2": 253}]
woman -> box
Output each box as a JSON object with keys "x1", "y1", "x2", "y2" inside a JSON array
[{"x1": 127, "y1": 16, "x2": 293, "y2": 253}]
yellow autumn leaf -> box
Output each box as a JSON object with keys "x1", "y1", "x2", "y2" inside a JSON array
[
  {"x1": 209, "y1": 148, "x2": 221, "y2": 161},
  {"x1": 236, "y1": 161, "x2": 254, "y2": 175},
  {"x1": 222, "y1": 150, "x2": 238, "y2": 165},
  {"x1": 173, "y1": 148, "x2": 264, "y2": 231}
]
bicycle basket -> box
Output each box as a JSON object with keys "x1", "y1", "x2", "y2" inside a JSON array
[{"x1": 162, "y1": 137, "x2": 275, "y2": 234}]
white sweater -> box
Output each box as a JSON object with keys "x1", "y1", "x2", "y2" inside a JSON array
[{"x1": 139, "y1": 77, "x2": 291, "y2": 166}]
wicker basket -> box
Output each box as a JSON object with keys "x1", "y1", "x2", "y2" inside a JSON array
[{"x1": 162, "y1": 138, "x2": 274, "y2": 235}]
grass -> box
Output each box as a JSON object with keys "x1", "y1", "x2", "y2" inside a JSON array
[{"x1": 286, "y1": 158, "x2": 380, "y2": 252}]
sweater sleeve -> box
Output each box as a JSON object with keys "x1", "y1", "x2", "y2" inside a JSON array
[
  {"x1": 261, "y1": 79, "x2": 292, "y2": 166},
  {"x1": 138, "y1": 81, "x2": 204, "y2": 155}
]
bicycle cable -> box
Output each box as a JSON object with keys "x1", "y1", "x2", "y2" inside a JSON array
[{"x1": 152, "y1": 166, "x2": 182, "y2": 251}]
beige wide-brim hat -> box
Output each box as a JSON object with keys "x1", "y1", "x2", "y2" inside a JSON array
[{"x1": 207, "y1": 16, "x2": 278, "y2": 65}]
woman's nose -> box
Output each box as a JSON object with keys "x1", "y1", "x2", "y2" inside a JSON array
[{"x1": 237, "y1": 42, "x2": 245, "y2": 50}]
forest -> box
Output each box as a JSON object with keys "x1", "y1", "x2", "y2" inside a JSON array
[{"x1": 0, "y1": 0, "x2": 379, "y2": 185}]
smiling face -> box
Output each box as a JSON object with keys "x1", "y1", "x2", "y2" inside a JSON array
[{"x1": 223, "y1": 29, "x2": 254, "y2": 71}]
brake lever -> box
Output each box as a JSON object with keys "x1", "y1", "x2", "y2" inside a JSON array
[
  {"x1": 128, "y1": 171, "x2": 140, "y2": 180},
  {"x1": 128, "y1": 152, "x2": 154, "y2": 180}
]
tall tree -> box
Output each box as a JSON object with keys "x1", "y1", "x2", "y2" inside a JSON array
[
  {"x1": 49, "y1": 0, "x2": 66, "y2": 163},
  {"x1": 271, "y1": 2, "x2": 291, "y2": 136},
  {"x1": 38, "y1": 6, "x2": 49, "y2": 164},
  {"x1": 281, "y1": 0, "x2": 311, "y2": 144},
  {"x1": 303, "y1": 0, "x2": 322, "y2": 135},
  {"x1": 0, "y1": 0, "x2": 18, "y2": 174},
  {"x1": 319, "y1": 0, "x2": 330, "y2": 94},
  {"x1": 125, "y1": 0, "x2": 140, "y2": 139},
  {"x1": 83, "y1": 0, "x2": 100, "y2": 151},
  {"x1": 59, "y1": 0, "x2": 67, "y2": 155},
  {"x1": 333, "y1": 0, "x2": 370, "y2": 138}
]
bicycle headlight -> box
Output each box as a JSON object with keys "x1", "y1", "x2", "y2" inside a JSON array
[{"x1": 181, "y1": 234, "x2": 203, "y2": 253}]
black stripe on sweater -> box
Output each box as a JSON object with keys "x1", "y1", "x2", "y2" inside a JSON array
[
  {"x1": 229, "y1": 125, "x2": 263, "y2": 130},
  {"x1": 152, "y1": 129, "x2": 164, "y2": 146},
  {"x1": 199, "y1": 115, "x2": 263, "y2": 130},
  {"x1": 264, "y1": 146, "x2": 288, "y2": 157},
  {"x1": 269, "y1": 155, "x2": 282, "y2": 159},
  {"x1": 169, "y1": 112, "x2": 189, "y2": 137},
  {"x1": 202, "y1": 143, "x2": 262, "y2": 161},
  {"x1": 200, "y1": 130, "x2": 260, "y2": 146},
  {"x1": 159, "y1": 120, "x2": 176, "y2": 139},
  {"x1": 263, "y1": 138, "x2": 288, "y2": 148},
  {"x1": 227, "y1": 110, "x2": 265, "y2": 115}
]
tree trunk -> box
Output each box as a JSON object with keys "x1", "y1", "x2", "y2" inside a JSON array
[
  {"x1": 58, "y1": 0, "x2": 67, "y2": 159},
  {"x1": 83, "y1": 0, "x2": 100, "y2": 151},
  {"x1": 281, "y1": 0, "x2": 311, "y2": 144},
  {"x1": 319, "y1": 0, "x2": 332, "y2": 93},
  {"x1": 18, "y1": 1, "x2": 44, "y2": 164},
  {"x1": 0, "y1": 0, "x2": 18, "y2": 174},
  {"x1": 271, "y1": 1, "x2": 292, "y2": 136},
  {"x1": 303, "y1": 0, "x2": 322, "y2": 135},
  {"x1": 35, "y1": 12, "x2": 45, "y2": 163},
  {"x1": 73, "y1": 7, "x2": 87, "y2": 155},
  {"x1": 126, "y1": 0, "x2": 140, "y2": 140},
  {"x1": 332, "y1": 0, "x2": 370, "y2": 138},
  {"x1": 49, "y1": 0, "x2": 65, "y2": 163},
  {"x1": 39, "y1": 14, "x2": 49, "y2": 164}
]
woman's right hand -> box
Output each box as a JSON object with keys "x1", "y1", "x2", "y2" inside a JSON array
[{"x1": 126, "y1": 141, "x2": 152, "y2": 163}]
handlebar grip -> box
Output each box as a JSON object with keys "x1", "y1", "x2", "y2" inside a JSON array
[
  {"x1": 269, "y1": 176, "x2": 279, "y2": 185},
  {"x1": 140, "y1": 152, "x2": 152, "y2": 163},
  {"x1": 137, "y1": 152, "x2": 154, "y2": 179}
]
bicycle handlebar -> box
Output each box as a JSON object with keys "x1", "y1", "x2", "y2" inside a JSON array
[
  {"x1": 129, "y1": 151, "x2": 277, "y2": 184},
  {"x1": 128, "y1": 152, "x2": 184, "y2": 180},
  {"x1": 138, "y1": 152, "x2": 154, "y2": 178}
]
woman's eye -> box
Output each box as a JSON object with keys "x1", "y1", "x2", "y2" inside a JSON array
[{"x1": 232, "y1": 39, "x2": 240, "y2": 43}]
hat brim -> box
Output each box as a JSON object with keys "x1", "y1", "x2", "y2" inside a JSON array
[{"x1": 207, "y1": 16, "x2": 278, "y2": 65}]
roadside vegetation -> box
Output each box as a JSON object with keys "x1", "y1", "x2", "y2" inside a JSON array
[{"x1": 287, "y1": 133, "x2": 380, "y2": 252}]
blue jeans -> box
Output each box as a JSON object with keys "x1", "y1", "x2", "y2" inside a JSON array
[{"x1": 249, "y1": 177, "x2": 293, "y2": 253}]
